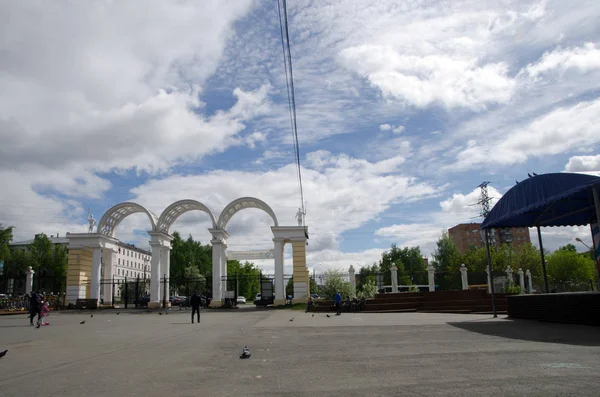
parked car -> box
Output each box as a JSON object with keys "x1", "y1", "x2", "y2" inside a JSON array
[
  {"x1": 237, "y1": 296, "x2": 246, "y2": 304},
  {"x1": 169, "y1": 296, "x2": 182, "y2": 305}
]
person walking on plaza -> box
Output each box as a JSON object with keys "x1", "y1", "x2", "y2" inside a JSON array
[
  {"x1": 190, "y1": 290, "x2": 201, "y2": 324},
  {"x1": 29, "y1": 290, "x2": 41, "y2": 326},
  {"x1": 38, "y1": 301, "x2": 51, "y2": 327},
  {"x1": 334, "y1": 291, "x2": 342, "y2": 316}
]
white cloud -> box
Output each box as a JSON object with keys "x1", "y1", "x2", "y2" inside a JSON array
[
  {"x1": 453, "y1": 99, "x2": 600, "y2": 170},
  {"x1": 375, "y1": 186, "x2": 503, "y2": 257},
  {"x1": 245, "y1": 131, "x2": 268, "y2": 149},
  {"x1": 523, "y1": 42, "x2": 600, "y2": 79},
  {"x1": 379, "y1": 124, "x2": 404, "y2": 134},
  {"x1": 340, "y1": 45, "x2": 516, "y2": 110},
  {"x1": 564, "y1": 155, "x2": 600, "y2": 172}
]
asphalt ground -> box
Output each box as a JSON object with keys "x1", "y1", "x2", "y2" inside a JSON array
[{"x1": 0, "y1": 309, "x2": 599, "y2": 396}]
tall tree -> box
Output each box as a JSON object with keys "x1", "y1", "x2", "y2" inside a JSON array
[
  {"x1": 227, "y1": 260, "x2": 262, "y2": 299},
  {"x1": 0, "y1": 224, "x2": 14, "y2": 261},
  {"x1": 432, "y1": 231, "x2": 461, "y2": 272},
  {"x1": 320, "y1": 269, "x2": 354, "y2": 299},
  {"x1": 29, "y1": 233, "x2": 53, "y2": 273},
  {"x1": 169, "y1": 232, "x2": 212, "y2": 293},
  {"x1": 378, "y1": 244, "x2": 421, "y2": 285},
  {"x1": 546, "y1": 249, "x2": 595, "y2": 291}
]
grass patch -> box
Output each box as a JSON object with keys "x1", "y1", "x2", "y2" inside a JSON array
[{"x1": 273, "y1": 303, "x2": 307, "y2": 311}]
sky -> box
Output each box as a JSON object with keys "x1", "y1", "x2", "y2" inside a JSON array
[{"x1": 1, "y1": 0, "x2": 600, "y2": 275}]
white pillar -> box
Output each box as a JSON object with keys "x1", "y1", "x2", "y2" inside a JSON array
[
  {"x1": 460, "y1": 264, "x2": 468, "y2": 290},
  {"x1": 161, "y1": 247, "x2": 170, "y2": 304},
  {"x1": 485, "y1": 268, "x2": 492, "y2": 293},
  {"x1": 211, "y1": 240, "x2": 223, "y2": 305},
  {"x1": 526, "y1": 270, "x2": 533, "y2": 293},
  {"x1": 102, "y1": 249, "x2": 115, "y2": 305},
  {"x1": 90, "y1": 248, "x2": 102, "y2": 302},
  {"x1": 149, "y1": 244, "x2": 162, "y2": 308},
  {"x1": 348, "y1": 265, "x2": 356, "y2": 297},
  {"x1": 518, "y1": 268, "x2": 525, "y2": 293},
  {"x1": 390, "y1": 264, "x2": 399, "y2": 293},
  {"x1": 26, "y1": 266, "x2": 35, "y2": 295},
  {"x1": 221, "y1": 241, "x2": 228, "y2": 301},
  {"x1": 506, "y1": 266, "x2": 513, "y2": 284},
  {"x1": 427, "y1": 265, "x2": 435, "y2": 292},
  {"x1": 273, "y1": 238, "x2": 285, "y2": 304}
]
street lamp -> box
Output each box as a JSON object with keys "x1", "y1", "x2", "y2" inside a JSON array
[{"x1": 575, "y1": 237, "x2": 591, "y2": 251}]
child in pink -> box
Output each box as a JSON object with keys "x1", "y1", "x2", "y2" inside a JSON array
[{"x1": 38, "y1": 301, "x2": 50, "y2": 326}]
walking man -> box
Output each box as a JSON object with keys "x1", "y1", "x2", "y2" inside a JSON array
[
  {"x1": 29, "y1": 290, "x2": 41, "y2": 326},
  {"x1": 334, "y1": 291, "x2": 342, "y2": 316},
  {"x1": 190, "y1": 290, "x2": 201, "y2": 324}
]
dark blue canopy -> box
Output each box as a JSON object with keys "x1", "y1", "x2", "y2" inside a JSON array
[{"x1": 481, "y1": 173, "x2": 600, "y2": 229}]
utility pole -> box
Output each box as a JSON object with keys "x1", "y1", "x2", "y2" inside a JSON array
[{"x1": 478, "y1": 182, "x2": 497, "y2": 318}]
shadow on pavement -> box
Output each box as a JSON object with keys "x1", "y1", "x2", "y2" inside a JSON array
[{"x1": 447, "y1": 319, "x2": 600, "y2": 346}]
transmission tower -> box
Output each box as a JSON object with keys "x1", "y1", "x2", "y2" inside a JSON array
[
  {"x1": 478, "y1": 181, "x2": 497, "y2": 318},
  {"x1": 477, "y1": 181, "x2": 492, "y2": 218}
]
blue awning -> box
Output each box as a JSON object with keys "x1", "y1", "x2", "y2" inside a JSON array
[{"x1": 481, "y1": 173, "x2": 600, "y2": 229}]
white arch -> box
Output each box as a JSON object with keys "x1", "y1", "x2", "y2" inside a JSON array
[
  {"x1": 97, "y1": 202, "x2": 159, "y2": 237},
  {"x1": 157, "y1": 199, "x2": 217, "y2": 234},
  {"x1": 217, "y1": 197, "x2": 279, "y2": 230}
]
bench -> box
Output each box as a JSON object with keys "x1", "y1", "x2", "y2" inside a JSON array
[
  {"x1": 468, "y1": 284, "x2": 488, "y2": 290},
  {"x1": 76, "y1": 299, "x2": 98, "y2": 309}
]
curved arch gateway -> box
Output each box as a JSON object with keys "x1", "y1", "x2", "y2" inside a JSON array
[{"x1": 65, "y1": 198, "x2": 309, "y2": 309}]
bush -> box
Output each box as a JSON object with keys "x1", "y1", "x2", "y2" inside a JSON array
[{"x1": 357, "y1": 279, "x2": 378, "y2": 299}]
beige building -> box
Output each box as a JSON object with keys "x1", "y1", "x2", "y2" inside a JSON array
[{"x1": 448, "y1": 223, "x2": 531, "y2": 254}]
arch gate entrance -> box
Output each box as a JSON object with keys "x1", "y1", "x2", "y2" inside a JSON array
[{"x1": 65, "y1": 197, "x2": 309, "y2": 308}]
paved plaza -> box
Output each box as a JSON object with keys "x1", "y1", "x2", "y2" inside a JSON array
[{"x1": 0, "y1": 309, "x2": 599, "y2": 396}]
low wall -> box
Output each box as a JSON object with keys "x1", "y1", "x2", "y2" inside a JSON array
[{"x1": 507, "y1": 292, "x2": 600, "y2": 326}]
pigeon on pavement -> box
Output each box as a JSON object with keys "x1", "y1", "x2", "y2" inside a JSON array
[
  {"x1": 80, "y1": 321, "x2": 85, "y2": 325},
  {"x1": 289, "y1": 317, "x2": 294, "y2": 322},
  {"x1": 326, "y1": 314, "x2": 330, "y2": 318},
  {"x1": 90, "y1": 314, "x2": 93, "y2": 318},
  {"x1": 0, "y1": 350, "x2": 7, "y2": 358},
  {"x1": 239, "y1": 346, "x2": 251, "y2": 359}
]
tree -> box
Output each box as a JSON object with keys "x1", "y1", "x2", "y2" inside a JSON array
[
  {"x1": 169, "y1": 232, "x2": 212, "y2": 293},
  {"x1": 357, "y1": 279, "x2": 378, "y2": 299},
  {"x1": 29, "y1": 233, "x2": 53, "y2": 273},
  {"x1": 357, "y1": 264, "x2": 379, "y2": 288},
  {"x1": 0, "y1": 224, "x2": 13, "y2": 263},
  {"x1": 546, "y1": 249, "x2": 595, "y2": 291},
  {"x1": 378, "y1": 244, "x2": 425, "y2": 285},
  {"x1": 320, "y1": 269, "x2": 354, "y2": 299},
  {"x1": 432, "y1": 231, "x2": 461, "y2": 272},
  {"x1": 227, "y1": 260, "x2": 261, "y2": 299},
  {"x1": 557, "y1": 243, "x2": 577, "y2": 253}
]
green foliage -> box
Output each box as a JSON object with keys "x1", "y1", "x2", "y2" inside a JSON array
[
  {"x1": 379, "y1": 244, "x2": 426, "y2": 285},
  {"x1": 29, "y1": 233, "x2": 53, "y2": 272},
  {"x1": 0, "y1": 224, "x2": 14, "y2": 263},
  {"x1": 357, "y1": 264, "x2": 379, "y2": 287},
  {"x1": 321, "y1": 269, "x2": 354, "y2": 299},
  {"x1": 504, "y1": 280, "x2": 522, "y2": 294},
  {"x1": 169, "y1": 231, "x2": 212, "y2": 292},
  {"x1": 557, "y1": 243, "x2": 577, "y2": 252},
  {"x1": 546, "y1": 249, "x2": 595, "y2": 289},
  {"x1": 227, "y1": 260, "x2": 262, "y2": 299},
  {"x1": 183, "y1": 265, "x2": 206, "y2": 294},
  {"x1": 433, "y1": 231, "x2": 461, "y2": 272},
  {"x1": 407, "y1": 285, "x2": 420, "y2": 293},
  {"x1": 356, "y1": 279, "x2": 377, "y2": 299}
]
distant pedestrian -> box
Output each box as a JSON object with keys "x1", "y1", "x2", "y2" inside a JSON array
[
  {"x1": 39, "y1": 301, "x2": 50, "y2": 326},
  {"x1": 29, "y1": 290, "x2": 41, "y2": 326},
  {"x1": 334, "y1": 291, "x2": 342, "y2": 316},
  {"x1": 190, "y1": 290, "x2": 201, "y2": 324}
]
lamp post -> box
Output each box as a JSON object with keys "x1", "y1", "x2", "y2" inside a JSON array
[{"x1": 575, "y1": 237, "x2": 599, "y2": 290}]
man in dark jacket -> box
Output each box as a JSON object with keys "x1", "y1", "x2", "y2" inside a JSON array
[
  {"x1": 190, "y1": 291, "x2": 201, "y2": 324},
  {"x1": 29, "y1": 290, "x2": 41, "y2": 326}
]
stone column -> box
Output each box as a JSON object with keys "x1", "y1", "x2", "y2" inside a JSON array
[
  {"x1": 291, "y1": 238, "x2": 309, "y2": 303},
  {"x1": 26, "y1": 266, "x2": 35, "y2": 295},
  {"x1": 349, "y1": 265, "x2": 356, "y2": 297},
  {"x1": 273, "y1": 238, "x2": 285, "y2": 305},
  {"x1": 485, "y1": 268, "x2": 491, "y2": 293},
  {"x1": 102, "y1": 249, "x2": 115, "y2": 306},
  {"x1": 209, "y1": 228, "x2": 229, "y2": 307},
  {"x1": 161, "y1": 247, "x2": 171, "y2": 307},
  {"x1": 526, "y1": 270, "x2": 533, "y2": 293},
  {"x1": 506, "y1": 266, "x2": 513, "y2": 285},
  {"x1": 460, "y1": 264, "x2": 468, "y2": 290},
  {"x1": 390, "y1": 264, "x2": 399, "y2": 293},
  {"x1": 518, "y1": 268, "x2": 525, "y2": 293},
  {"x1": 149, "y1": 243, "x2": 162, "y2": 309},
  {"x1": 90, "y1": 248, "x2": 102, "y2": 305},
  {"x1": 427, "y1": 265, "x2": 435, "y2": 292}
]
